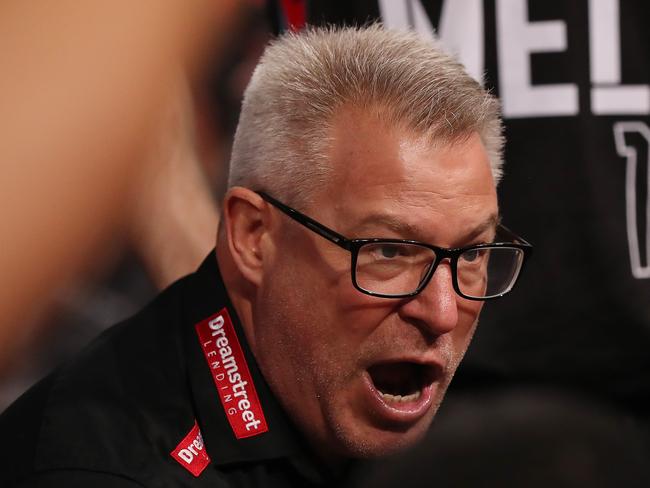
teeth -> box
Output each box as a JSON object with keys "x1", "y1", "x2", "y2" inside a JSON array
[{"x1": 379, "y1": 390, "x2": 421, "y2": 403}]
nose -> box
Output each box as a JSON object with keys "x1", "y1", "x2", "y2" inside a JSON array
[{"x1": 397, "y1": 261, "x2": 459, "y2": 337}]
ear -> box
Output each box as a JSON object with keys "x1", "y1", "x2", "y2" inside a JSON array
[{"x1": 221, "y1": 187, "x2": 271, "y2": 286}]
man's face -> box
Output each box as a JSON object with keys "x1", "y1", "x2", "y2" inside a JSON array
[{"x1": 251, "y1": 108, "x2": 498, "y2": 459}]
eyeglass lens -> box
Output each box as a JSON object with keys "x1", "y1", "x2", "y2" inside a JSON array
[{"x1": 355, "y1": 243, "x2": 524, "y2": 298}]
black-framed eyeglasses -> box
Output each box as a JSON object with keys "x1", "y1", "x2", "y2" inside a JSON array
[{"x1": 257, "y1": 191, "x2": 532, "y2": 301}]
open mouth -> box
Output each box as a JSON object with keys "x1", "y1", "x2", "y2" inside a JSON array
[{"x1": 367, "y1": 362, "x2": 438, "y2": 404}]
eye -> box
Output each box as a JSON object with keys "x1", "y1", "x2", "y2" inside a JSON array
[
  {"x1": 363, "y1": 243, "x2": 415, "y2": 262},
  {"x1": 461, "y1": 248, "x2": 486, "y2": 263},
  {"x1": 377, "y1": 245, "x2": 400, "y2": 259}
]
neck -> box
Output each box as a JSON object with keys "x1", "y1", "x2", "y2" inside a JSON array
[
  {"x1": 215, "y1": 245, "x2": 258, "y2": 353},
  {"x1": 215, "y1": 244, "x2": 354, "y2": 476}
]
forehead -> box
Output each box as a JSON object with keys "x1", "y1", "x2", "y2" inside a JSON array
[{"x1": 314, "y1": 107, "x2": 498, "y2": 244}]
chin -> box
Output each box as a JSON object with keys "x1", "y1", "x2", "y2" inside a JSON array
[
  {"x1": 332, "y1": 412, "x2": 437, "y2": 460},
  {"x1": 320, "y1": 371, "x2": 449, "y2": 460}
]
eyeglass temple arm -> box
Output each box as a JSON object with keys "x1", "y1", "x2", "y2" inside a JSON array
[
  {"x1": 256, "y1": 192, "x2": 352, "y2": 250},
  {"x1": 498, "y1": 224, "x2": 532, "y2": 247}
]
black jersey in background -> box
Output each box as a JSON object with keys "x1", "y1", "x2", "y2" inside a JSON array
[{"x1": 269, "y1": 0, "x2": 650, "y2": 413}]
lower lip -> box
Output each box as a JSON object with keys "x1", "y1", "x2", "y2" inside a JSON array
[{"x1": 362, "y1": 371, "x2": 437, "y2": 425}]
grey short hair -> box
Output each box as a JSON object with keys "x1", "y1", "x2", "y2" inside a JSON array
[{"x1": 228, "y1": 24, "x2": 503, "y2": 205}]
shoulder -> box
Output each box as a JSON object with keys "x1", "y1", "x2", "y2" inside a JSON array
[
  {"x1": 0, "y1": 278, "x2": 200, "y2": 486},
  {"x1": 12, "y1": 470, "x2": 145, "y2": 488}
]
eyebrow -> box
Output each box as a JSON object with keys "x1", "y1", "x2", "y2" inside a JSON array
[
  {"x1": 353, "y1": 212, "x2": 501, "y2": 245},
  {"x1": 353, "y1": 214, "x2": 422, "y2": 239},
  {"x1": 461, "y1": 213, "x2": 501, "y2": 244}
]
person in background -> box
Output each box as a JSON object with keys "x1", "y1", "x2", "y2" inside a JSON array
[
  {"x1": 0, "y1": 0, "x2": 252, "y2": 371},
  {"x1": 0, "y1": 1, "x2": 270, "y2": 411}
]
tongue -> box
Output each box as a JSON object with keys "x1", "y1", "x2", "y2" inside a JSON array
[{"x1": 368, "y1": 363, "x2": 420, "y2": 396}]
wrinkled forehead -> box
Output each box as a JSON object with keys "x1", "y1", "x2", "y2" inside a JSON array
[
  {"x1": 326, "y1": 109, "x2": 493, "y2": 192},
  {"x1": 306, "y1": 107, "x2": 498, "y2": 243}
]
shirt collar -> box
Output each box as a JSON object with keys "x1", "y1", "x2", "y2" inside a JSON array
[{"x1": 180, "y1": 252, "x2": 328, "y2": 483}]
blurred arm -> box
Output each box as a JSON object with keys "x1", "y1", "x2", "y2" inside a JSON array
[{"x1": 0, "y1": 0, "x2": 242, "y2": 368}]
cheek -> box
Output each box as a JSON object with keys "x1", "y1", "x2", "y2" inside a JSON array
[
  {"x1": 451, "y1": 300, "x2": 483, "y2": 352},
  {"x1": 253, "y1": 274, "x2": 323, "y2": 402},
  {"x1": 257, "y1": 260, "x2": 386, "y2": 382},
  {"x1": 258, "y1": 236, "x2": 394, "y2": 380},
  {"x1": 270, "y1": 233, "x2": 384, "y2": 339},
  {"x1": 257, "y1": 253, "x2": 339, "y2": 368},
  {"x1": 333, "y1": 277, "x2": 399, "y2": 343}
]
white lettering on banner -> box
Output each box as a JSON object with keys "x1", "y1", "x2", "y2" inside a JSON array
[
  {"x1": 378, "y1": 0, "x2": 435, "y2": 41},
  {"x1": 379, "y1": 0, "x2": 650, "y2": 118},
  {"x1": 589, "y1": 0, "x2": 620, "y2": 85},
  {"x1": 589, "y1": 0, "x2": 650, "y2": 114},
  {"x1": 496, "y1": 0, "x2": 578, "y2": 117},
  {"x1": 438, "y1": 0, "x2": 484, "y2": 82},
  {"x1": 170, "y1": 422, "x2": 211, "y2": 477},
  {"x1": 196, "y1": 309, "x2": 268, "y2": 438},
  {"x1": 208, "y1": 315, "x2": 263, "y2": 431},
  {"x1": 178, "y1": 433, "x2": 205, "y2": 463},
  {"x1": 379, "y1": 1, "x2": 650, "y2": 279},
  {"x1": 613, "y1": 122, "x2": 650, "y2": 279},
  {"x1": 378, "y1": 0, "x2": 483, "y2": 81}
]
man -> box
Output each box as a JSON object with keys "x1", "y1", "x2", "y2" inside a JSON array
[
  {"x1": 275, "y1": 0, "x2": 650, "y2": 421},
  {"x1": 270, "y1": 5, "x2": 650, "y2": 484},
  {"x1": 0, "y1": 25, "x2": 530, "y2": 486}
]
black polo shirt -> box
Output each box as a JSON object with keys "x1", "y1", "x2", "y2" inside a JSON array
[{"x1": 0, "y1": 253, "x2": 337, "y2": 487}]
